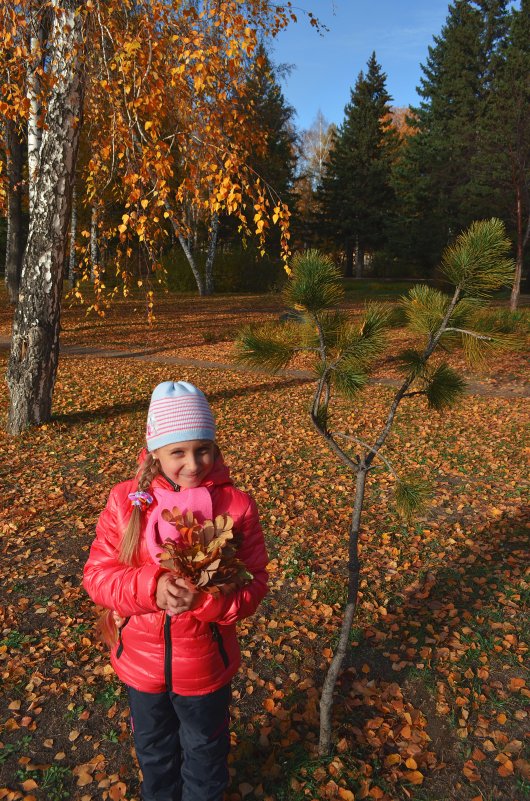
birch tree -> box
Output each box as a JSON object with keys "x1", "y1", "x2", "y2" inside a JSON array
[
  {"x1": 1, "y1": 0, "x2": 304, "y2": 433},
  {"x1": 6, "y1": 0, "x2": 85, "y2": 434}
]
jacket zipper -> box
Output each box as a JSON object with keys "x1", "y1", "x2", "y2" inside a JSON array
[
  {"x1": 210, "y1": 623, "x2": 229, "y2": 668},
  {"x1": 116, "y1": 617, "x2": 130, "y2": 659},
  {"x1": 164, "y1": 613, "x2": 173, "y2": 690}
]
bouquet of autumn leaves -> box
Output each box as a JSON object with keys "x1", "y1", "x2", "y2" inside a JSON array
[
  {"x1": 156, "y1": 506, "x2": 251, "y2": 594},
  {"x1": 98, "y1": 507, "x2": 251, "y2": 646}
]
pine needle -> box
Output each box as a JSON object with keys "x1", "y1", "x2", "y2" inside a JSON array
[
  {"x1": 440, "y1": 218, "x2": 515, "y2": 298},
  {"x1": 235, "y1": 324, "x2": 296, "y2": 372},
  {"x1": 425, "y1": 363, "x2": 467, "y2": 409},
  {"x1": 394, "y1": 477, "x2": 432, "y2": 522},
  {"x1": 284, "y1": 250, "x2": 344, "y2": 312}
]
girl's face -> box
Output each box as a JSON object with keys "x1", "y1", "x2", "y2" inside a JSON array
[{"x1": 153, "y1": 439, "x2": 216, "y2": 489}]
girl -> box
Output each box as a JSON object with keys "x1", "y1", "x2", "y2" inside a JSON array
[{"x1": 83, "y1": 381, "x2": 269, "y2": 801}]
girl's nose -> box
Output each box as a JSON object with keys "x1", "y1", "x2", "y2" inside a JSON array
[{"x1": 186, "y1": 454, "x2": 200, "y2": 471}]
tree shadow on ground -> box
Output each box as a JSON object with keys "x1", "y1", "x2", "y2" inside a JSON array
[
  {"x1": 228, "y1": 509, "x2": 528, "y2": 801},
  {"x1": 50, "y1": 377, "x2": 312, "y2": 427}
]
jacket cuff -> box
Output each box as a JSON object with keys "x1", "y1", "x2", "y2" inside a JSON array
[
  {"x1": 192, "y1": 591, "x2": 228, "y2": 623},
  {"x1": 137, "y1": 564, "x2": 167, "y2": 611}
]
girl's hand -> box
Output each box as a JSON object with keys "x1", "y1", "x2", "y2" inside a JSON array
[{"x1": 156, "y1": 573, "x2": 203, "y2": 615}]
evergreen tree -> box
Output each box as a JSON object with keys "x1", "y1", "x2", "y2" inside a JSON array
[
  {"x1": 244, "y1": 44, "x2": 297, "y2": 202},
  {"x1": 474, "y1": 0, "x2": 530, "y2": 308},
  {"x1": 391, "y1": 1, "x2": 510, "y2": 273},
  {"x1": 217, "y1": 44, "x2": 296, "y2": 262},
  {"x1": 318, "y1": 53, "x2": 397, "y2": 277}
]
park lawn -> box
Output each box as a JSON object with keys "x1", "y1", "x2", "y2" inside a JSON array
[
  {"x1": 1, "y1": 289, "x2": 528, "y2": 387},
  {"x1": 0, "y1": 294, "x2": 528, "y2": 801}
]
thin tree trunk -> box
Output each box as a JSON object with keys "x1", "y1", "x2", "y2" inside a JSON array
[
  {"x1": 204, "y1": 212, "x2": 219, "y2": 295},
  {"x1": 177, "y1": 232, "x2": 205, "y2": 296},
  {"x1": 68, "y1": 183, "x2": 77, "y2": 286},
  {"x1": 510, "y1": 184, "x2": 526, "y2": 311},
  {"x1": 344, "y1": 240, "x2": 353, "y2": 278},
  {"x1": 7, "y1": 0, "x2": 85, "y2": 435},
  {"x1": 3, "y1": 120, "x2": 25, "y2": 303},
  {"x1": 90, "y1": 203, "x2": 99, "y2": 280},
  {"x1": 319, "y1": 466, "x2": 366, "y2": 755},
  {"x1": 355, "y1": 238, "x2": 364, "y2": 279}
]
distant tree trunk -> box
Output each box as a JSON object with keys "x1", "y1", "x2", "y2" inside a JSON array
[
  {"x1": 90, "y1": 203, "x2": 99, "y2": 280},
  {"x1": 68, "y1": 183, "x2": 77, "y2": 287},
  {"x1": 204, "y1": 213, "x2": 219, "y2": 295},
  {"x1": 355, "y1": 238, "x2": 364, "y2": 279},
  {"x1": 345, "y1": 240, "x2": 353, "y2": 278},
  {"x1": 510, "y1": 184, "x2": 528, "y2": 311},
  {"x1": 3, "y1": 120, "x2": 25, "y2": 303},
  {"x1": 7, "y1": 0, "x2": 85, "y2": 435},
  {"x1": 177, "y1": 232, "x2": 205, "y2": 295}
]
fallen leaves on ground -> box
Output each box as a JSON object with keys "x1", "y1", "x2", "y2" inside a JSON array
[{"x1": 0, "y1": 294, "x2": 528, "y2": 801}]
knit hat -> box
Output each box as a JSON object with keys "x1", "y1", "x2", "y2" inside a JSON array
[{"x1": 146, "y1": 381, "x2": 216, "y2": 451}]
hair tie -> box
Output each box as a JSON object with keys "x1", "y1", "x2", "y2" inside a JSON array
[{"x1": 128, "y1": 491, "x2": 154, "y2": 510}]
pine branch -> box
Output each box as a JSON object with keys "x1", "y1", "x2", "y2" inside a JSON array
[
  {"x1": 440, "y1": 218, "x2": 515, "y2": 298},
  {"x1": 394, "y1": 477, "x2": 432, "y2": 522},
  {"x1": 284, "y1": 250, "x2": 344, "y2": 311},
  {"x1": 365, "y1": 284, "x2": 461, "y2": 469}
]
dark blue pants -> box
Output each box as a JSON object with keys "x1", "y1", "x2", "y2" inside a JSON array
[{"x1": 127, "y1": 683, "x2": 231, "y2": 801}]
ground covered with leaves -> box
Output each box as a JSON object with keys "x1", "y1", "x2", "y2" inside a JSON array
[{"x1": 0, "y1": 292, "x2": 528, "y2": 801}]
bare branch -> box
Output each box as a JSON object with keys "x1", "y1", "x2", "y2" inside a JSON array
[
  {"x1": 334, "y1": 431, "x2": 398, "y2": 478},
  {"x1": 444, "y1": 327, "x2": 497, "y2": 341}
]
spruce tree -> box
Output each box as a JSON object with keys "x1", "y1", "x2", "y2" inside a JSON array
[
  {"x1": 244, "y1": 44, "x2": 297, "y2": 202},
  {"x1": 391, "y1": 1, "x2": 510, "y2": 273},
  {"x1": 474, "y1": 0, "x2": 530, "y2": 308},
  {"x1": 319, "y1": 53, "x2": 397, "y2": 277}
]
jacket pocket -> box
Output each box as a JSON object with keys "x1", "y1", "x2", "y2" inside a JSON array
[
  {"x1": 116, "y1": 617, "x2": 131, "y2": 659},
  {"x1": 210, "y1": 622, "x2": 229, "y2": 668}
]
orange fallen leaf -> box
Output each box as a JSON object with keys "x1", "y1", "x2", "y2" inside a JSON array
[
  {"x1": 108, "y1": 782, "x2": 127, "y2": 800},
  {"x1": 404, "y1": 770, "x2": 424, "y2": 785},
  {"x1": 497, "y1": 760, "x2": 514, "y2": 777}
]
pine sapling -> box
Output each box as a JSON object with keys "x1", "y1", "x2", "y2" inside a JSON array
[{"x1": 236, "y1": 219, "x2": 516, "y2": 755}]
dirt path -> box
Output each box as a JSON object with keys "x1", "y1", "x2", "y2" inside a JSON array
[{"x1": 0, "y1": 336, "x2": 528, "y2": 398}]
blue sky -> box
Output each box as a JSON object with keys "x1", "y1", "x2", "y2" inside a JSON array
[{"x1": 271, "y1": 0, "x2": 453, "y2": 131}]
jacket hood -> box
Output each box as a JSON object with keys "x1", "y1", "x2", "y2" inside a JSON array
[{"x1": 136, "y1": 447, "x2": 233, "y2": 490}]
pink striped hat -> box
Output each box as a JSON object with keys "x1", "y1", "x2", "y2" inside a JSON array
[{"x1": 146, "y1": 381, "x2": 216, "y2": 451}]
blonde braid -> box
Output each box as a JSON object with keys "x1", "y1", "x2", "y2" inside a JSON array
[{"x1": 119, "y1": 452, "x2": 160, "y2": 565}]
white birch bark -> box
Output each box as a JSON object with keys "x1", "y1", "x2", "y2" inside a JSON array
[
  {"x1": 27, "y1": 3, "x2": 49, "y2": 216},
  {"x1": 7, "y1": 0, "x2": 86, "y2": 434}
]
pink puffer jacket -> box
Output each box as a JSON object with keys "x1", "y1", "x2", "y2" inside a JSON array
[{"x1": 83, "y1": 455, "x2": 268, "y2": 695}]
